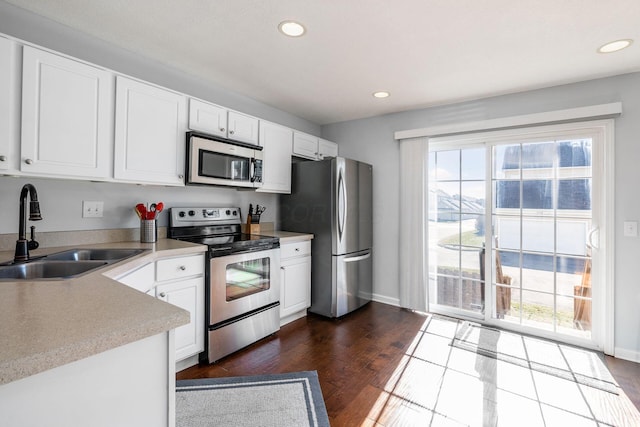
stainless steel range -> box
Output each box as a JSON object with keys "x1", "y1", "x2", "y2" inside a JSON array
[{"x1": 168, "y1": 207, "x2": 280, "y2": 363}]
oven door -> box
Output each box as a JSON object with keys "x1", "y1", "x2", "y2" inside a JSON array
[{"x1": 209, "y1": 248, "x2": 280, "y2": 325}]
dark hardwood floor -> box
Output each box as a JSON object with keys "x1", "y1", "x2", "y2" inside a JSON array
[{"x1": 177, "y1": 302, "x2": 640, "y2": 426}]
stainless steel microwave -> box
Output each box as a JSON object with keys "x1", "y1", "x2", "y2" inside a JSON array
[{"x1": 185, "y1": 132, "x2": 263, "y2": 188}]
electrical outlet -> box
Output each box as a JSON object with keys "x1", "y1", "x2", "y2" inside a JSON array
[
  {"x1": 82, "y1": 201, "x2": 104, "y2": 218},
  {"x1": 623, "y1": 221, "x2": 638, "y2": 237}
]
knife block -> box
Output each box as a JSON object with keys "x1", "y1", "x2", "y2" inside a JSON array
[{"x1": 242, "y1": 223, "x2": 261, "y2": 234}]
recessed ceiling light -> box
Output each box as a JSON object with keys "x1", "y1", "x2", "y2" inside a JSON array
[
  {"x1": 373, "y1": 91, "x2": 390, "y2": 99},
  {"x1": 278, "y1": 21, "x2": 306, "y2": 37},
  {"x1": 597, "y1": 39, "x2": 633, "y2": 53}
]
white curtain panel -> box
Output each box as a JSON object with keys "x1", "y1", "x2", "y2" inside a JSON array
[{"x1": 398, "y1": 137, "x2": 428, "y2": 312}]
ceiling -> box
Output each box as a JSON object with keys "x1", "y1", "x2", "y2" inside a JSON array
[{"x1": 5, "y1": 0, "x2": 640, "y2": 125}]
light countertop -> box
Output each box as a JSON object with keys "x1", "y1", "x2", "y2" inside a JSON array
[
  {"x1": 257, "y1": 230, "x2": 314, "y2": 243},
  {"x1": 0, "y1": 239, "x2": 206, "y2": 385}
]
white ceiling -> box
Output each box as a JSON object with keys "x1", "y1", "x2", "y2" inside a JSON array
[{"x1": 6, "y1": 0, "x2": 640, "y2": 125}]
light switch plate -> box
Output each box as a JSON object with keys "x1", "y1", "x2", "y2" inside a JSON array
[
  {"x1": 82, "y1": 201, "x2": 104, "y2": 218},
  {"x1": 623, "y1": 221, "x2": 638, "y2": 237}
]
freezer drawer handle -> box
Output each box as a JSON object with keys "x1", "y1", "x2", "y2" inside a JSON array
[{"x1": 344, "y1": 252, "x2": 371, "y2": 263}]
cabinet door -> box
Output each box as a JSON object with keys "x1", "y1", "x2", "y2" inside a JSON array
[
  {"x1": 188, "y1": 98, "x2": 227, "y2": 138},
  {"x1": 0, "y1": 36, "x2": 18, "y2": 172},
  {"x1": 318, "y1": 138, "x2": 338, "y2": 159},
  {"x1": 257, "y1": 121, "x2": 292, "y2": 194},
  {"x1": 116, "y1": 262, "x2": 155, "y2": 294},
  {"x1": 21, "y1": 46, "x2": 113, "y2": 178},
  {"x1": 114, "y1": 76, "x2": 186, "y2": 185},
  {"x1": 292, "y1": 131, "x2": 319, "y2": 160},
  {"x1": 228, "y1": 111, "x2": 259, "y2": 145},
  {"x1": 156, "y1": 277, "x2": 204, "y2": 362},
  {"x1": 280, "y1": 256, "x2": 311, "y2": 318}
]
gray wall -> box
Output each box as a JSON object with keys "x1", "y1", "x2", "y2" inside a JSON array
[
  {"x1": 322, "y1": 72, "x2": 640, "y2": 359},
  {"x1": 0, "y1": 1, "x2": 320, "y2": 234}
]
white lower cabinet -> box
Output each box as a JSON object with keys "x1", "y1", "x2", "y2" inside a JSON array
[
  {"x1": 279, "y1": 240, "x2": 311, "y2": 325},
  {"x1": 115, "y1": 253, "x2": 205, "y2": 364},
  {"x1": 156, "y1": 277, "x2": 204, "y2": 362}
]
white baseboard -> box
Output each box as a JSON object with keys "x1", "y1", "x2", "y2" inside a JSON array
[
  {"x1": 372, "y1": 293, "x2": 400, "y2": 307},
  {"x1": 614, "y1": 347, "x2": 640, "y2": 363}
]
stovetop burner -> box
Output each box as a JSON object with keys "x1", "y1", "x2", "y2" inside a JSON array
[{"x1": 168, "y1": 207, "x2": 279, "y2": 256}]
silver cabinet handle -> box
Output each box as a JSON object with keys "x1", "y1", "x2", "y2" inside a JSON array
[
  {"x1": 295, "y1": 247, "x2": 300, "y2": 252},
  {"x1": 229, "y1": 130, "x2": 235, "y2": 135},
  {"x1": 25, "y1": 158, "x2": 33, "y2": 165},
  {"x1": 178, "y1": 174, "x2": 184, "y2": 179},
  {"x1": 159, "y1": 292, "x2": 166, "y2": 298},
  {"x1": 179, "y1": 265, "x2": 186, "y2": 271},
  {"x1": 220, "y1": 127, "x2": 225, "y2": 132},
  {"x1": 0, "y1": 155, "x2": 6, "y2": 162}
]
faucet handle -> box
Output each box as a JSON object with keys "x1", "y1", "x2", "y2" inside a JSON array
[{"x1": 28, "y1": 225, "x2": 39, "y2": 251}]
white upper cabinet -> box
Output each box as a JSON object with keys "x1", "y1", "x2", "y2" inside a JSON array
[
  {"x1": 318, "y1": 138, "x2": 338, "y2": 159},
  {"x1": 257, "y1": 121, "x2": 293, "y2": 194},
  {"x1": 21, "y1": 46, "x2": 113, "y2": 178},
  {"x1": 293, "y1": 131, "x2": 338, "y2": 160},
  {"x1": 292, "y1": 131, "x2": 319, "y2": 159},
  {"x1": 0, "y1": 36, "x2": 18, "y2": 172},
  {"x1": 188, "y1": 98, "x2": 227, "y2": 138},
  {"x1": 114, "y1": 76, "x2": 187, "y2": 185},
  {"x1": 189, "y1": 98, "x2": 259, "y2": 145}
]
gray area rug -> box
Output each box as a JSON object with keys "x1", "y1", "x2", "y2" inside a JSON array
[
  {"x1": 176, "y1": 371, "x2": 330, "y2": 427},
  {"x1": 451, "y1": 321, "x2": 620, "y2": 394}
]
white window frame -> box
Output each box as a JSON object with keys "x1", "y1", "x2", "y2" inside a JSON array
[{"x1": 428, "y1": 120, "x2": 614, "y2": 353}]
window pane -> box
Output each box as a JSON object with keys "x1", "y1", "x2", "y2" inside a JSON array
[
  {"x1": 494, "y1": 180, "x2": 520, "y2": 209},
  {"x1": 436, "y1": 150, "x2": 460, "y2": 181},
  {"x1": 557, "y1": 139, "x2": 591, "y2": 168},
  {"x1": 461, "y1": 181, "x2": 485, "y2": 213},
  {"x1": 521, "y1": 141, "x2": 555, "y2": 169},
  {"x1": 522, "y1": 180, "x2": 553, "y2": 209},
  {"x1": 494, "y1": 144, "x2": 520, "y2": 179},
  {"x1": 522, "y1": 218, "x2": 554, "y2": 253},
  {"x1": 521, "y1": 290, "x2": 554, "y2": 330},
  {"x1": 494, "y1": 216, "x2": 520, "y2": 251},
  {"x1": 557, "y1": 179, "x2": 591, "y2": 210},
  {"x1": 521, "y1": 253, "x2": 554, "y2": 294},
  {"x1": 462, "y1": 147, "x2": 485, "y2": 180}
]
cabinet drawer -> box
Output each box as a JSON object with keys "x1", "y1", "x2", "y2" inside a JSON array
[
  {"x1": 280, "y1": 241, "x2": 311, "y2": 259},
  {"x1": 156, "y1": 254, "x2": 204, "y2": 282}
]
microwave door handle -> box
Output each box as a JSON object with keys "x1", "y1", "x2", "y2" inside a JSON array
[{"x1": 250, "y1": 158, "x2": 256, "y2": 182}]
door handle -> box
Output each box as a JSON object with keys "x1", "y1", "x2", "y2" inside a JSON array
[
  {"x1": 344, "y1": 252, "x2": 371, "y2": 263},
  {"x1": 338, "y1": 169, "x2": 346, "y2": 241},
  {"x1": 588, "y1": 227, "x2": 599, "y2": 250}
]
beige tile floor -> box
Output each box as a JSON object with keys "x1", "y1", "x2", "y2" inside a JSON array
[{"x1": 365, "y1": 315, "x2": 640, "y2": 426}]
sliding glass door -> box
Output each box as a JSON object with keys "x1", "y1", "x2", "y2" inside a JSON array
[{"x1": 427, "y1": 121, "x2": 612, "y2": 349}]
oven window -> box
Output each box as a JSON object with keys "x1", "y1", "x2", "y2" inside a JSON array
[
  {"x1": 199, "y1": 150, "x2": 250, "y2": 181},
  {"x1": 225, "y1": 257, "x2": 271, "y2": 301}
]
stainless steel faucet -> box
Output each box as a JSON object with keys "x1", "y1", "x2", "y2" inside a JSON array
[{"x1": 14, "y1": 183, "x2": 42, "y2": 263}]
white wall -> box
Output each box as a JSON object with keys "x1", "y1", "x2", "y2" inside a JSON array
[{"x1": 322, "y1": 72, "x2": 640, "y2": 360}]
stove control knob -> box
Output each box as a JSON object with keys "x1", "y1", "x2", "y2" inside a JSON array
[
  {"x1": 232, "y1": 210, "x2": 237, "y2": 216},
  {"x1": 178, "y1": 211, "x2": 186, "y2": 218},
  {"x1": 225, "y1": 210, "x2": 231, "y2": 215},
  {"x1": 188, "y1": 210, "x2": 195, "y2": 217}
]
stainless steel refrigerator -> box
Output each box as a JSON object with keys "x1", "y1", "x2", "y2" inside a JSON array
[{"x1": 280, "y1": 157, "x2": 373, "y2": 317}]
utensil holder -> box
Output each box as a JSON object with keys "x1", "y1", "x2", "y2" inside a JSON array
[{"x1": 140, "y1": 219, "x2": 157, "y2": 243}]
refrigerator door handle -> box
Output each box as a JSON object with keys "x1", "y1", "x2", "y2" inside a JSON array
[
  {"x1": 344, "y1": 252, "x2": 371, "y2": 263},
  {"x1": 338, "y1": 168, "x2": 347, "y2": 241}
]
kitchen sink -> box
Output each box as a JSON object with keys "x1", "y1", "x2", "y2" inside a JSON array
[
  {"x1": 0, "y1": 248, "x2": 148, "y2": 280},
  {"x1": 0, "y1": 260, "x2": 108, "y2": 280},
  {"x1": 44, "y1": 248, "x2": 147, "y2": 262}
]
